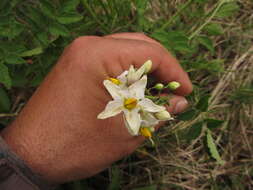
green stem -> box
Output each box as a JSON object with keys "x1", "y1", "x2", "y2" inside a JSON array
[{"x1": 189, "y1": 0, "x2": 225, "y2": 40}]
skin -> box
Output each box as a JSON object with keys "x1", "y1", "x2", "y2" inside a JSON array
[{"x1": 1, "y1": 33, "x2": 192, "y2": 184}]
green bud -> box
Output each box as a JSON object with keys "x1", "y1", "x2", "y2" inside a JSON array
[
  {"x1": 167, "y1": 81, "x2": 180, "y2": 90},
  {"x1": 143, "y1": 60, "x2": 152, "y2": 74},
  {"x1": 154, "y1": 83, "x2": 164, "y2": 90},
  {"x1": 155, "y1": 110, "x2": 173, "y2": 121}
]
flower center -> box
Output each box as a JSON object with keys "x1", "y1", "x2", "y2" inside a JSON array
[
  {"x1": 108, "y1": 78, "x2": 121, "y2": 85},
  {"x1": 140, "y1": 127, "x2": 152, "y2": 138},
  {"x1": 124, "y1": 98, "x2": 138, "y2": 110}
]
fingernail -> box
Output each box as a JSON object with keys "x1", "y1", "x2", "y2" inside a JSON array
[{"x1": 174, "y1": 99, "x2": 188, "y2": 114}]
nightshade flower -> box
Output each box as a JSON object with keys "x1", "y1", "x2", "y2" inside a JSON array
[
  {"x1": 97, "y1": 75, "x2": 165, "y2": 136},
  {"x1": 108, "y1": 60, "x2": 152, "y2": 87}
]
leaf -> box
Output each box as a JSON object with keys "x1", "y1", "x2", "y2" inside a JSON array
[
  {"x1": 196, "y1": 95, "x2": 210, "y2": 112},
  {"x1": 204, "y1": 23, "x2": 224, "y2": 36},
  {"x1": 107, "y1": 167, "x2": 121, "y2": 190},
  {"x1": 177, "y1": 109, "x2": 198, "y2": 121},
  {"x1": 0, "y1": 21, "x2": 24, "y2": 39},
  {"x1": 186, "y1": 122, "x2": 203, "y2": 141},
  {"x1": 5, "y1": 54, "x2": 26, "y2": 64},
  {"x1": 216, "y1": 2, "x2": 239, "y2": 18},
  {"x1": 197, "y1": 36, "x2": 215, "y2": 54},
  {"x1": 40, "y1": 0, "x2": 56, "y2": 19},
  {"x1": 205, "y1": 119, "x2": 224, "y2": 130},
  {"x1": 60, "y1": 0, "x2": 80, "y2": 12},
  {"x1": 20, "y1": 47, "x2": 43, "y2": 57},
  {"x1": 56, "y1": 13, "x2": 83, "y2": 24},
  {"x1": 0, "y1": 87, "x2": 11, "y2": 112},
  {"x1": 49, "y1": 22, "x2": 70, "y2": 37},
  {"x1": 152, "y1": 30, "x2": 192, "y2": 54},
  {"x1": 0, "y1": 62, "x2": 11, "y2": 89},
  {"x1": 206, "y1": 129, "x2": 225, "y2": 165}
]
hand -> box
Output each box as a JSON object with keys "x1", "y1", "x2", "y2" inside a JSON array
[{"x1": 1, "y1": 33, "x2": 192, "y2": 183}]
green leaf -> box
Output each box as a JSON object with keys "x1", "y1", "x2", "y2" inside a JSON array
[
  {"x1": 186, "y1": 122, "x2": 203, "y2": 141},
  {"x1": 205, "y1": 119, "x2": 224, "y2": 130},
  {"x1": 177, "y1": 109, "x2": 198, "y2": 121},
  {"x1": 0, "y1": 87, "x2": 11, "y2": 112},
  {"x1": 0, "y1": 62, "x2": 11, "y2": 89},
  {"x1": 57, "y1": 13, "x2": 83, "y2": 24},
  {"x1": 20, "y1": 47, "x2": 43, "y2": 57},
  {"x1": 107, "y1": 167, "x2": 121, "y2": 190},
  {"x1": 196, "y1": 95, "x2": 210, "y2": 112},
  {"x1": 0, "y1": 21, "x2": 24, "y2": 39},
  {"x1": 60, "y1": 0, "x2": 80, "y2": 12},
  {"x1": 152, "y1": 30, "x2": 192, "y2": 54},
  {"x1": 207, "y1": 59, "x2": 224, "y2": 73},
  {"x1": 5, "y1": 54, "x2": 26, "y2": 64},
  {"x1": 49, "y1": 22, "x2": 70, "y2": 37},
  {"x1": 133, "y1": 185, "x2": 157, "y2": 190},
  {"x1": 206, "y1": 129, "x2": 225, "y2": 165},
  {"x1": 197, "y1": 36, "x2": 215, "y2": 54},
  {"x1": 216, "y1": 2, "x2": 239, "y2": 18},
  {"x1": 40, "y1": 0, "x2": 56, "y2": 19},
  {"x1": 204, "y1": 23, "x2": 224, "y2": 36}
]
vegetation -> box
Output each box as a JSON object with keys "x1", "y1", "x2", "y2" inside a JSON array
[{"x1": 0, "y1": 0, "x2": 252, "y2": 189}]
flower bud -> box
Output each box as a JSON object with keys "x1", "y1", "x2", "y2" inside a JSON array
[
  {"x1": 167, "y1": 81, "x2": 180, "y2": 90},
  {"x1": 143, "y1": 60, "x2": 152, "y2": 74},
  {"x1": 154, "y1": 83, "x2": 164, "y2": 90},
  {"x1": 155, "y1": 110, "x2": 173, "y2": 121}
]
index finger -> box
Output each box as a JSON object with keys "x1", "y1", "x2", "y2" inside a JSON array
[{"x1": 103, "y1": 33, "x2": 193, "y2": 96}]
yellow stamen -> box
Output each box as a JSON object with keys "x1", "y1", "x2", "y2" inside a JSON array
[
  {"x1": 108, "y1": 78, "x2": 121, "y2": 85},
  {"x1": 124, "y1": 98, "x2": 138, "y2": 110},
  {"x1": 140, "y1": 127, "x2": 152, "y2": 138}
]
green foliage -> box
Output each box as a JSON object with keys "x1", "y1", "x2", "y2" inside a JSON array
[
  {"x1": 216, "y1": 2, "x2": 239, "y2": 18},
  {"x1": 206, "y1": 129, "x2": 225, "y2": 165},
  {"x1": 0, "y1": 62, "x2": 11, "y2": 88},
  {"x1": 107, "y1": 167, "x2": 121, "y2": 190},
  {"x1": 196, "y1": 95, "x2": 210, "y2": 112},
  {"x1": 205, "y1": 118, "x2": 224, "y2": 130},
  {"x1": 185, "y1": 121, "x2": 204, "y2": 141},
  {"x1": 0, "y1": 87, "x2": 11, "y2": 112},
  {"x1": 177, "y1": 109, "x2": 198, "y2": 121},
  {"x1": 230, "y1": 85, "x2": 253, "y2": 104}
]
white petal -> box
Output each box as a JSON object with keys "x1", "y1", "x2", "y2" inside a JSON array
[
  {"x1": 129, "y1": 75, "x2": 147, "y2": 99},
  {"x1": 134, "y1": 63, "x2": 147, "y2": 79},
  {"x1": 103, "y1": 80, "x2": 123, "y2": 99},
  {"x1": 123, "y1": 109, "x2": 141, "y2": 136},
  {"x1": 117, "y1": 71, "x2": 128, "y2": 85},
  {"x1": 97, "y1": 100, "x2": 123, "y2": 119},
  {"x1": 139, "y1": 98, "x2": 166, "y2": 112},
  {"x1": 141, "y1": 112, "x2": 159, "y2": 126},
  {"x1": 127, "y1": 65, "x2": 136, "y2": 85}
]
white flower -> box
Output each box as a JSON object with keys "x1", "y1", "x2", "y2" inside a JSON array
[
  {"x1": 97, "y1": 75, "x2": 165, "y2": 136},
  {"x1": 107, "y1": 60, "x2": 152, "y2": 87}
]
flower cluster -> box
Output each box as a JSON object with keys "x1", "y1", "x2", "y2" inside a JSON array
[{"x1": 97, "y1": 60, "x2": 180, "y2": 144}]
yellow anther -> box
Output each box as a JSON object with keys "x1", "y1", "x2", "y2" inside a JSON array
[
  {"x1": 124, "y1": 98, "x2": 138, "y2": 110},
  {"x1": 108, "y1": 78, "x2": 121, "y2": 85},
  {"x1": 140, "y1": 127, "x2": 152, "y2": 138}
]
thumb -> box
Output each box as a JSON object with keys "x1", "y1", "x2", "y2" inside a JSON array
[{"x1": 166, "y1": 94, "x2": 188, "y2": 114}]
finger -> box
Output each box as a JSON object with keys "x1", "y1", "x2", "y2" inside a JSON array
[
  {"x1": 102, "y1": 34, "x2": 193, "y2": 95},
  {"x1": 105, "y1": 32, "x2": 162, "y2": 47},
  {"x1": 165, "y1": 94, "x2": 189, "y2": 114}
]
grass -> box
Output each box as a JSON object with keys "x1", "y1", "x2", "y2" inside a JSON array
[{"x1": 0, "y1": 0, "x2": 253, "y2": 189}]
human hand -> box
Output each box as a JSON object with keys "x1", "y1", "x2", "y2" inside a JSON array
[{"x1": 1, "y1": 33, "x2": 192, "y2": 184}]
